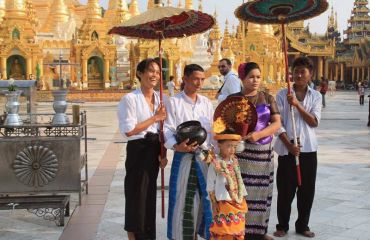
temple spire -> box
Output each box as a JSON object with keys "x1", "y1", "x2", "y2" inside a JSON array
[
  {"x1": 198, "y1": 0, "x2": 202, "y2": 11},
  {"x1": 105, "y1": 0, "x2": 129, "y2": 25},
  {"x1": 129, "y1": 0, "x2": 140, "y2": 16},
  {"x1": 185, "y1": 0, "x2": 192, "y2": 9},
  {"x1": 108, "y1": 0, "x2": 128, "y2": 11},
  {"x1": 41, "y1": 0, "x2": 70, "y2": 34},
  {"x1": 0, "y1": 0, "x2": 5, "y2": 22},
  {"x1": 147, "y1": 0, "x2": 154, "y2": 9},
  {"x1": 86, "y1": 0, "x2": 102, "y2": 19},
  {"x1": 50, "y1": 0, "x2": 69, "y2": 23},
  {"x1": 4, "y1": 0, "x2": 26, "y2": 17}
]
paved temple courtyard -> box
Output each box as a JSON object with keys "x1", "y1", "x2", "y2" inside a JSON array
[{"x1": 0, "y1": 90, "x2": 369, "y2": 240}]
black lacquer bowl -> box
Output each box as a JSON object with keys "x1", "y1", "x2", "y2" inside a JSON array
[{"x1": 175, "y1": 120, "x2": 207, "y2": 145}]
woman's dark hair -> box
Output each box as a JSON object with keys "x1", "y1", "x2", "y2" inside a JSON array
[
  {"x1": 136, "y1": 58, "x2": 160, "y2": 82},
  {"x1": 238, "y1": 62, "x2": 260, "y2": 80},
  {"x1": 292, "y1": 56, "x2": 314, "y2": 72},
  {"x1": 183, "y1": 64, "x2": 204, "y2": 77}
]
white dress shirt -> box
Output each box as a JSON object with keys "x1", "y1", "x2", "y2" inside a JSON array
[
  {"x1": 274, "y1": 86, "x2": 322, "y2": 156},
  {"x1": 164, "y1": 91, "x2": 213, "y2": 150},
  {"x1": 117, "y1": 88, "x2": 161, "y2": 141},
  {"x1": 217, "y1": 71, "x2": 242, "y2": 102},
  {"x1": 207, "y1": 157, "x2": 248, "y2": 201}
]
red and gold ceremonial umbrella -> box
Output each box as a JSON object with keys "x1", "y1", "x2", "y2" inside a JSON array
[
  {"x1": 109, "y1": 1, "x2": 214, "y2": 218},
  {"x1": 235, "y1": 0, "x2": 329, "y2": 186}
]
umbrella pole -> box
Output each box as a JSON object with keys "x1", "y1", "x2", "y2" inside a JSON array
[
  {"x1": 158, "y1": 36, "x2": 166, "y2": 218},
  {"x1": 281, "y1": 23, "x2": 302, "y2": 186}
]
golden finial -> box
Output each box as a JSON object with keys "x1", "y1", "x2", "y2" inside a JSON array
[
  {"x1": 177, "y1": 0, "x2": 183, "y2": 8},
  {"x1": 4, "y1": 0, "x2": 26, "y2": 17},
  {"x1": 147, "y1": 0, "x2": 154, "y2": 9},
  {"x1": 109, "y1": 0, "x2": 128, "y2": 11},
  {"x1": 87, "y1": 0, "x2": 102, "y2": 19},
  {"x1": 0, "y1": 0, "x2": 6, "y2": 21},
  {"x1": 185, "y1": 0, "x2": 192, "y2": 9},
  {"x1": 198, "y1": 0, "x2": 202, "y2": 11},
  {"x1": 129, "y1": 0, "x2": 140, "y2": 16}
]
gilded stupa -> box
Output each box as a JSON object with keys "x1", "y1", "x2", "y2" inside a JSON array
[
  {"x1": 0, "y1": 0, "x2": 131, "y2": 90},
  {"x1": 334, "y1": 0, "x2": 369, "y2": 85},
  {"x1": 0, "y1": 0, "x2": 361, "y2": 92}
]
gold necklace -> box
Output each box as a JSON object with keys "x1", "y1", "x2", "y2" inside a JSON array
[{"x1": 245, "y1": 92, "x2": 259, "y2": 106}]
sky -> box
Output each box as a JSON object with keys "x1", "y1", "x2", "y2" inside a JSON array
[{"x1": 80, "y1": 0, "x2": 364, "y2": 39}]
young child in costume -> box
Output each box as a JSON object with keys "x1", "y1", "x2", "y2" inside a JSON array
[{"x1": 207, "y1": 128, "x2": 248, "y2": 240}]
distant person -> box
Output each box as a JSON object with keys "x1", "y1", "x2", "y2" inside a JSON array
[
  {"x1": 357, "y1": 81, "x2": 362, "y2": 91},
  {"x1": 274, "y1": 57, "x2": 322, "y2": 239},
  {"x1": 358, "y1": 83, "x2": 365, "y2": 105},
  {"x1": 166, "y1": 75, "x2": 176, "y2": 97},
  {"x1": 328, "y1": 80, "x2": 336, "y2": 96},
  {"x1": 216, "y1": 58, "x2": 242, "y2": 102},
  {"x1": 319, "y1": 78, "x2": 328, "y2": 107}
]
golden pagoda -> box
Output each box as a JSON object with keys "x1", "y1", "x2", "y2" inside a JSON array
[
  {"x1": 0, "y1": 0, "x2": 42, "y2": 81},
  {"x1": 128, "y1": 0, "x2": 140, "y2": 17},
  {"x1": 0, "y1": 0, "x2": 348, "y2": 94},
  {"x1": 71, "y1": 0, "x2": 117, "y2": 89},
  {"x1": 0, "y1": 0, "x2": 125, "y2": 90},
  {"x1": 221, "y1": 19, "x2": 235, "y2": 65},
  {"x1": 127, "y1": 1, "x2": 195, "y2": 87},
  {"x1": 0, "y1": 0, "x2": 5, "y2": 23},
  {"x1": 206, "y1": 9, "x2": 223, "y2": 77},
  {"x1": 333, "y1": 0, "x2": 369, "y2": 85}
]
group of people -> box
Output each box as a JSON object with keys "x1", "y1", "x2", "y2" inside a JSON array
[{"x1": 118, "y1": 56, "x2": 322, "y2": 240}]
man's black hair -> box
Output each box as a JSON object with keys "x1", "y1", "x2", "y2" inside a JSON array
[{"x1": 183, "y1": 64, "x2": 204, "y2": 77}]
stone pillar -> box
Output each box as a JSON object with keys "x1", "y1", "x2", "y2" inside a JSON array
[
  {"x1": 340, "y1": 63, "x2": 344, "y2": 81},
  {"x1": 318, "y1": 57, "x2": 323, "y2": 80},
  {"x1": 324, "y1": 58, "x2": 329, "y2": 79},
  {"x1": 104, "y1": 59, "x2": 110, "y2": 89},
  {"x1": 130, "y1": 58, "x2": 136, "y2": 87},
  {"x1": 26, "y1": 57, "x2": 32, "y2": 79},
  {"x1": 82, "y1": 59, "x2": 88, "y2": 89},
  {"x1": 335, "y1": 64, "x2": 339, "y2": 81},
  {"x1": 352, "y1": 67, "x2": 355, "y2": 82},
  {"x1": 39, "y1": 58, "x2": 44, "y2": 79},
  {"x1": 362, "y1": 67, "x2": 365, "y2": 81},
  {"x1": 357, "y1": 68, "x2": 360, "y2": 83},
  {"x1": 0, "y1": 57, "x2": 6, "y2": 79}
]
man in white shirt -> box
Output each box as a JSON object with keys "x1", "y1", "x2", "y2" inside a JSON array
[
  {"x1": 274, "y1": 57, "x2": 322, "y2": 239},
  {"x1": 165, "y1": 64, "x2": 213, "y2": 240},
  {"x1": 166, "y1": 75, "x2": 176, "y2": 97},
  {"x1": 215, "y1": 58, "x2": 242, "y2": 102}
]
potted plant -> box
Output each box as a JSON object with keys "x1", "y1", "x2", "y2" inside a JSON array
[{"x1": 3, "y1": 79, "x2": 23, "y2": 126}]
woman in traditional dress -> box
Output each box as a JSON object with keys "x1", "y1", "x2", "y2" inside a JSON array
[
  {"x1": 118, "y1": 58, "x2": 167, "y2": 240},
  {"x1": 231, "y1": 62, "x2": 281, "y2": 240}
]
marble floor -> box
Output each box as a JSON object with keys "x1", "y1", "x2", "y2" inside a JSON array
[{"x1": 0, "y1": 90, "x2": 369, "y2": 240}]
